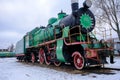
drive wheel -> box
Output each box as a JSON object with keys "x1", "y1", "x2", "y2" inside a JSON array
[
  {"x1": 45, "y1": 55, "x2": 51, "y2": 65},
  {"x1": 39, "y1": 48, "x2": 45, "y2": 64},
  {"x1": 54, "y1": 61, "x2": 61, "y2": 67},
  {"x1": 31, "y1": 53, "x2": 35, "y2": 63},
  {"x1": 73, "y1": 52, "x2": 85, "y2": 70}
]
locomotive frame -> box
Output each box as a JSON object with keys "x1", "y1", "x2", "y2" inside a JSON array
[{"x1": 15, "y1": 0, "x2": 114, "y2": 70}]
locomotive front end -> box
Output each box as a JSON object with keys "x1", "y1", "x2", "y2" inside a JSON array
[
  {"x1": 59, "y1": 0, "x2": 95, "y2": 33},
  {"x1": 72, "y1": 0, "x2": 95, "y2": 33}
]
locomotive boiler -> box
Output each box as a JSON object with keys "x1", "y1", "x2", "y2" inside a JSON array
[{"x1": 15, "y1": 0, "x2": 114, "y2": 70}]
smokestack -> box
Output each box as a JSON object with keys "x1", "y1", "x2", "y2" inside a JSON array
[{"x1": 71, "y1": 0, "x2": 79, "y2": 14}]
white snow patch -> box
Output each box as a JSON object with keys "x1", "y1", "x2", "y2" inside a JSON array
[{"x1": 0, "y1": 57, "x2": 120, "y2": 80}]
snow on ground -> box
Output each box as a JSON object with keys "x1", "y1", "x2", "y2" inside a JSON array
[
  {"x1": 0, "y1": 57, "x2": 120, "y2": 80},
  {"x1": 105, "y1": 57, "x2": 120, "y2": 69}
]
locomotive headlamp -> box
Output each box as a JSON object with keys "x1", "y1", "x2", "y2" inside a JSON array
[{"x1": 83, "y1": 0, "x2": 92, "y2": 8}]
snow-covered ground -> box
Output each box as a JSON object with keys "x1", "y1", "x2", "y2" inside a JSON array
[{"x1": 0, "y1": 57, "x2": 120, "y2": 80}]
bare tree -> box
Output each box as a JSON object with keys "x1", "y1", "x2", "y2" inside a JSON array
[
  {"x1": 8, "y1": 44, "x2": 14, "y2": 52},
  {"x1": 92, "y1": 0, "x2": 120, "y2": 40}
]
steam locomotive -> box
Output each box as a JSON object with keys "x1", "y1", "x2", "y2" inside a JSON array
[{"x1": 15, "y1": 0, "x2": 114, "y2": 70}]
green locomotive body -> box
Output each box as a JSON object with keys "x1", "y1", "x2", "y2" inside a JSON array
[{"x1": 15, "y1": 0, "x2": 114, "y2": 70}]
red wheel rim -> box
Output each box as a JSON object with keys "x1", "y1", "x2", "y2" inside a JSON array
[
  {"x1": 39, "y1": 49, "x2": 45, "y2": 64},
  {"x1": 45, "y1": 56, "x2": 51, "y2": 65},
  {"x1": 31, "y1": 53, "x2": 35, "y2": 63},
  {"x1": 73, "y1": 52, "x2": 84, "y2": 70},
  {"x1": 54, "y1": 61, "x2": 61, "y2": 67}
]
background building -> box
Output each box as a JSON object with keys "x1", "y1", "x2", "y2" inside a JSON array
[{"x1": 113, "y1": 38, "x2": 120, "y2": 56}]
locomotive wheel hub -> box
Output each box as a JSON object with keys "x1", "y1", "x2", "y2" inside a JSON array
[{"x1": 77, "y1": 58, "x2": 81, "y2": 63}]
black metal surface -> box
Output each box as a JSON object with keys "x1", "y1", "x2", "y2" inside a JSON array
[{"x1": 59, "y1": 15, "x2": 75, "y2": 27}]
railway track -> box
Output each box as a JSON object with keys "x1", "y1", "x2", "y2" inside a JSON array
[
  {"x1": 101, "y1": 67, "x2": 120, "y2": 71},
  {"x1": 18, "y1": 61, "x2": 120, "y2": 75}
]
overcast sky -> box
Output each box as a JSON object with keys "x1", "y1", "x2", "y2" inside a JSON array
[
  {"x1": 0, "y1": 0, "x2": 118, "y2": 49},
  {"x1": 0, "y1": 0, "x2": 85, "y2": 49}
]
